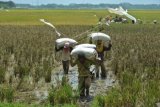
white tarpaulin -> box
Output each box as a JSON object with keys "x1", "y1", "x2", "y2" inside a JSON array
[{"x1": 108, "y1": 6, "x2": 137, "y2": 23}]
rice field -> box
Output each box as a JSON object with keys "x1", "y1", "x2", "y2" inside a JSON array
[
  {"x1": 0, "y1": 9, "x2": 160, "y2": 25},
  {"x1": 0, "y1": 9, "x2": 160, "y2": 107}
]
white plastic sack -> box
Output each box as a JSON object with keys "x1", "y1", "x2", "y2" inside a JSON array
[
  {"x1": 75, "y1": 44, "x2": 96, "y2": 49},
  {"x1": 71, "y1": 47, "x2": 98, "y2": 60},
  {"x1": 89, "y1": 32, "x2": 111, "y2": 42},
  {"x1": 89, "y1": 32, "x2": 111, "y2": 46},
  {"x1": 55, "y1": 38, "x2": 78, "y2": 49}
]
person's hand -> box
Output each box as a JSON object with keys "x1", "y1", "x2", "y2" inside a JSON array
[
  {"x1": 108, "y1": 40, "x2": 112, "y2": 47},
  {"x1": 70, "y1": 55, "x2": 72, "y2": 59},
  {"x1": 96, "y1": 58, "x2": 102, "y2": 65},
  {"x1": 69, "y1": 43, "x2": 73, "y2": 47},
  {"x1": 70, "y1": 55, "x2": 75, "y2": 61}
]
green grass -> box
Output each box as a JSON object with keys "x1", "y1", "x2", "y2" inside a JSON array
[
  {"x1": 0, "y1": 24, "x2": 159, "y2": 107},
  {"x1": 0, "y1": 103, "x2": 33, "y2": 107},
  {"x1": 0, "y1": 9, "x2": 99, "y2": 25},
  {"x1": 48, "y1": 76, "x2": 78, "y2": 106},
  {"x1": 0, "y1": 9, "x2": 159, "y2": 25},
  {"x1": 130, "y1": 10, "x2": 160, "y2": 23},
  {"x1": 0, "y1": 103, "x2": 77, "y2": 107}
]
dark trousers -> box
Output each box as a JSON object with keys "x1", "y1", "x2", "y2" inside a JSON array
[
  {"x1": 62, "y1": 60, "x2": 69, "y2": 74},
  {"x1": 96, "y1": 61, "x2": 106, "y2": 78},
  {"x1": 78, "y1": 76, "x2": 91, "y2": 97}
]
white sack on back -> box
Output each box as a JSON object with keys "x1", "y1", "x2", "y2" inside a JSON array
[
  {"x1": 89, "y1": 32, "x2": 111, "y2": 42},
  {"x1": 55, "y1": 38, "x2": 78, "y2": 49},
  {"x1": 71, "y1": 47, "x2": 98, "y2": 60},
  {"x1": 75, "y1": 44, "x2": 96, "y2": 49},
  {"x1": 89, "y1": 32, "x2": 111, "y2": 46}
]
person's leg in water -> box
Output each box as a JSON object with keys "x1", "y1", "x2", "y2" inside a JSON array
[
  {"x1": 90, "y1": 72, "x2": 95, "y2": 81},
  {"x1": 85, "y1": 76, "x2": 93, "y2": 102},
  {"x1": 66, "y1": 60, "x2": 69, "y2": 74},
  {"x1": 62, "y1": 60, "x2": 66, "y2": 74},
  {"x1": 62, "y1": 60, "x2": 69, "y2": 74},
  {"x1": 95, "y1": 64, "x2": 99, "y2": 78},
  {"x1": 78, "y1": 76, "x2": 85, "y2": 101},
  {"x1": 101, "y1": 62, "x2": 107, "y2": 79},
  {"x1": 61, "y1": 75, "x2": 69, "y2": 86}
]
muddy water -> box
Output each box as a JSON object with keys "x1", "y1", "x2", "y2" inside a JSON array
[
  {"x1": 157, "y1": 103, "x2": 160, "y2": 107},
  {"x1": 35, "y1": 67, "x2": 117, "y2": 100},
  {"x1": 7, "y1": 53, "x2": 117, "y2": 105},
  {"x1": 51, "y1": 66, "x2": 79, "y2": 90},
  {"x1": 50, "y1": 65, "x2": 117, "y2": 96},
  {"x1": 15, "y1": 65, "x2": 117, "y2": 104}
]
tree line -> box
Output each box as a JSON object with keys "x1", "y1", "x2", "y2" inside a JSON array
[
  {"x1": 0, "y1": 1, "x2": 15, "y2": 9},
  {"x1": 1, "y1": 1, "x2": 160, "y2": 9},
  {"x1": 16, "y1": 3, "x2": 160, "y2": 9}
]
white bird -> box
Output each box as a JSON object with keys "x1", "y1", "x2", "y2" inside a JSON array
[{"x1": 40, "y1": 19, "x2": 61, "y2": 37}]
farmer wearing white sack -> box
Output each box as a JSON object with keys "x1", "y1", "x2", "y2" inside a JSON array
[
  {"x1": 70, "y1": 54, "x2": 100, "y2": 102},
  {"x1": 95, "y1": 40, "x2": 112, "y2": 78},
  {"x1": 55, "y1": 42, "x2": 73, "y2": 74}
]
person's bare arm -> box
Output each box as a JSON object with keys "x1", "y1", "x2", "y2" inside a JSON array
[
  {"x1": 104, "y1": 41, "x2": 112, "y2": 51},
  {"x1": 70, "y1": 56, "x2": 77, "y2": 67},
  {"x1": 55, "y1": 46, "x2": 63, "y2": 52},
  {"x1": 88, "y1": 58, "x2": 101, "y2": 66}
]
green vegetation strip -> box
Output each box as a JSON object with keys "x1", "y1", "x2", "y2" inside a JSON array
[{"x1": 0, "y1": 9, "x2": 160, "y2": 25}]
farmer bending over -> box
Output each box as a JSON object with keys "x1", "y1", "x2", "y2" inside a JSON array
[{"x1": 70, "y1": 54, "x2": 100, "y2": 102}]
